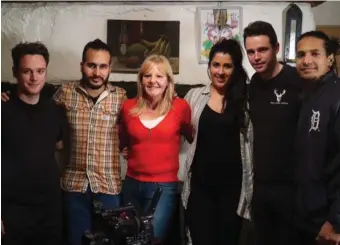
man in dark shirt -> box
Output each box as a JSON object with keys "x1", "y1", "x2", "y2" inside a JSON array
[
  {"x1": 295, "y1": 30, "x2": 340, "y2": 245},
  {"x1": 243, "y1": 21, "x2": 302, "y2": 245},
  {"x1": 1, "y1": 42, "x2": 67, "y2": 245}
]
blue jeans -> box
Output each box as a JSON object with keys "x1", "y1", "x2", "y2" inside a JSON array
[
  {"x1": 122, "y1": 176, "x2": 179, "y2": 242},
  {"x1": 64, "y1": 186, "x2": 121, "y2": 245}
]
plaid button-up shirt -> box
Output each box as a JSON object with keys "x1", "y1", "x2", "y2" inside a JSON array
[{"x1": 54, "y1": 81, "x2": 126, "y2": 194}]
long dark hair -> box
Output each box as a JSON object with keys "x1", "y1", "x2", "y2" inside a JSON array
[{"x1": 208, "y1": 38, "x2": 249, "y2": 129}]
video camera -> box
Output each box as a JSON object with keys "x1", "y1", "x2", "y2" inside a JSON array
[{"x1": 82, "y1": 187, "x2": 162, "y2": 245}]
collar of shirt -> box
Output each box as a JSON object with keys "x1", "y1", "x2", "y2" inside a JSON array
[{"x1": 76, "y1": 80, "x2": 117, "y2": 94}]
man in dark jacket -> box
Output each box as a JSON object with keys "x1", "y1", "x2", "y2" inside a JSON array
[{"x1": 295, "y1": 30, "x2": 340, "y2": 245}]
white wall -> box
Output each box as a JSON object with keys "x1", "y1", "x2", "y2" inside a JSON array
[
  {"x1": 312, "y1": 1, "x2": 340, "y2": 26},
  {"x1": 1, "y1": 2, "x2": 315, "y2": 84}
]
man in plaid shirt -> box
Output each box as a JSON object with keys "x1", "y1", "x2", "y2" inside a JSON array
[{"x1": 53, "y1": 39, "x2": 126, "y2": 245}]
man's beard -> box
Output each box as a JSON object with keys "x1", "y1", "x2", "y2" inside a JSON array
[{"x1": 81, "y1": 72, "x2": 109, "y2": 90}]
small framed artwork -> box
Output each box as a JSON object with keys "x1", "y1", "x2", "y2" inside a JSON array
[
  {"x1": 107, "y1": 20, "x2": 180, "y2": 74},
  {"x1": 196, "y1": 6, "x2": 242, "y2": 64}
]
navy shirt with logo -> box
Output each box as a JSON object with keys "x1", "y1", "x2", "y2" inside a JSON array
[
  {"x1": 295, "y1": 71, "x2": 340, "y2": 232},
  {"x1": 249, "y1": 64, "x2": 302, "y2": 183}
]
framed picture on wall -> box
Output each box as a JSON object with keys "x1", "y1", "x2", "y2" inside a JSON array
[
  {"x1": 107, "y1": 20, "x2": 180, "y2": 74},
  {"x1": 196, "y1": 6, "x2": 242, "y2": 64}
]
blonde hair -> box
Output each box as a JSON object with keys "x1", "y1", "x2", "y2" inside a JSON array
[{"x1": 130, "y1": 54, "x2": 175, "y2": 116}]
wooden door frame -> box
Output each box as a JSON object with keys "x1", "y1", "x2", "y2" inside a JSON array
[{"x1": 316, "y1": 25, "x2": 340, "y2": 76}]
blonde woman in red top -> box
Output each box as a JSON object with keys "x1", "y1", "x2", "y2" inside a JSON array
[{"x1": 119, "y1": 54, "x2": 193, "y2": 244}]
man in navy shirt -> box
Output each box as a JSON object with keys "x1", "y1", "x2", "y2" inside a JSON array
[
  {"x1": 295, "y1": 30, "x2": 340, "y2": 245},
  {"x1": 1, "y1": 42, "x2": 67, "y2": 245}
]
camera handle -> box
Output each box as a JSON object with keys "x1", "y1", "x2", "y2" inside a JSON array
[{"x1": 145, "y1": 186, "x2": 163, "y2": 216}]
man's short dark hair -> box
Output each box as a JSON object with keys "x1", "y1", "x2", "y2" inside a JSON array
[
  {"x1": 82, "y1": 38, "x2": 112, "y2": 63},
  {"x1": 243, "y1": 21, "x2": 278, "y2": 47},
  {"x1": 11, "y1": 42, "x2": 49, "y2": 70}
]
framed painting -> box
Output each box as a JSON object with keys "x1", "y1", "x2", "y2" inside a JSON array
[
  {"x1": 107, "y1": 20, "x2": 180, "y2": 74},
  {"x1": 196, "y1": 6, "x2": 242, "y2": 64}
]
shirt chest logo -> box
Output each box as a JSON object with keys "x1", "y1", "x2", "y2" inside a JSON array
[
  {"x1": 270, "y1": 89, "x2": 288, "y2": 105},
  {"x1": 309, "y1": 110, "x2": 321, "y2": 132}
]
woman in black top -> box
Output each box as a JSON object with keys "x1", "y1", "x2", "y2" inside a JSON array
[{"x1": 182, "y1": 39, "x2": 252, "y2": 245}]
